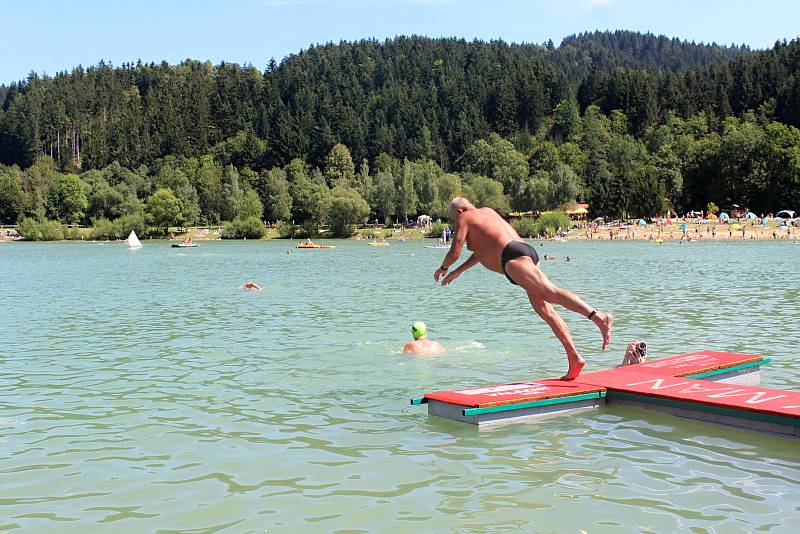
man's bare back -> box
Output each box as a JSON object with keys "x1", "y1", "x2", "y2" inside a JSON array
[
  {"x1": 403, "y1": 322, "x2": 445, "y2": 355},
  {"x1": 434, "y1": 197, "x2": 613, "y2": 380},
  {"x1": 402, "y1": 339, "x2": 445, "y2": 355},
  {"x1": 451, "y1": 207, "x2": 520, "y2": 274}
]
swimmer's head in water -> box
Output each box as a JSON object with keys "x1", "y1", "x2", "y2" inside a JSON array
[{"x1": 411, "y1": 321, "x2": 427, "y2": 340}]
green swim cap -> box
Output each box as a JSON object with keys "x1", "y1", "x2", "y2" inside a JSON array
[{"x1": 411, "y1": 321, "x2": 427, "y2": 340}]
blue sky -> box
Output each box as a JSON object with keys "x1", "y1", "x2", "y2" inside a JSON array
[{"x1": 2, "y1": 0, "x2": 798, "y2": 83}]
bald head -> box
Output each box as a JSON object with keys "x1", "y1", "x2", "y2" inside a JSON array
[{"x1": 447, "y1": 197, "x2": 475, "y2": 219}]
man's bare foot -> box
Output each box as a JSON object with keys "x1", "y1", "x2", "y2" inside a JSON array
[
  {"x1": 561, "y1": 356, "x2": 586, "y2": 380},
  {"x1": 593, "y1": 311, "x2": 614, "y2": 350}
]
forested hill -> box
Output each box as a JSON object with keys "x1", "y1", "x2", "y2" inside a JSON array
[
  {"x1": 0, "y1": 31, "x2": 764, "y2": 172},
  {"x1": 1, "y1": 32, "x2": 800, "y2": 231},
  {"x1": 557, "y1": 30, "x2": 750, "y2": 73}
]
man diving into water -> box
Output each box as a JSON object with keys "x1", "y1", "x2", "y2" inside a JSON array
[{"x1": 433, "y1": 197, "x2": 614, "y2": 380}]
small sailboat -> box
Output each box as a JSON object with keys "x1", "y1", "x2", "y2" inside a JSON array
[{"x1": 127, "y1": 230, "x2": 143, "y2": 249}]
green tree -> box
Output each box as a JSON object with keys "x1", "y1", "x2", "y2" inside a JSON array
[
  {"x1": 551, "y1": 98, "x2": 582, "y2": 142},
  {"x1": 324, "y1": 143, "x2": 355, "y2": 188},
  {"x1": 261, "y1": 168, "x2": 292, "y2": 221},
  {"x1": 396, "y1": 160, "x2": 418, "y2": 221},
  {"x1": 764, "y1": 121, "x2": 800, "y2": 210},
  {"x1": 46, "y1": 173, "x2": 88, "y2": 224},
  {"x1": 0, "y1": 167, "x2": 26, "y2": 223},
  {"x1": 409, "y1": 160, "x2": 442, "y2": 215},
  {"x1": 239, "y1": 188, "x2": 264, "y2": 220},
  {"x1": 83, "y1": 171, "x2": 125, "y2": 221},
  {"x1": 463, "y1": 174, "x2": 510, "y2": 214},
  {"x1": 373, "y1": 170, "x2": 396, "y2": 223},
  {"x1": 17, "y1": 217, "x2": 64, "y2": 241},
  {"x1": 290, "y1": 176, "x2": 329, "y2": 223},
  {"x1": 114, "y1": 212, "x2": 147, "y2": 238},
  {"x1": 21, "y1": 157, "x2": 59, "y2": 219},
  {"x1": 212, "y1": 128, "x2": 267, "y2": 170},
  {"x1": 517, "y1": 171, "x2": 550, "y2": 212},
  {"x1": 529, "y1": 140, "x2": 561, "y2": 175},
  {"x1": 219, "y1": 165, "x2": 243, "y2": 221},
  {"x1": 190, "y1": 157, "x2": 243, "y2": 222},
  {"x1": 154, "y1": 164, "x2": 200, "y2": 225},
  {"x1": 548, "y1": 164, "x2": 581, "y2": 209},
  {"x1": 222, "y1": 216, "x2": 266, "y2": 239},
  {"x1": 432, "y1": 173, "x2": 462, "y2": 218},
  {"x1": 146, "y1": 188, "x2": 184, "y2": 233},
  {"x1": 322, "y1": 187, "x2": 370, "y2": 237},
  {"x1": 458, "y1": 134, "x2": 529, "y2": 210},
  {"x1": 627, "y1": 163, "x2": 666, "y2": 217},
  {"x1": 353, "y1": 159, "x2": 373, "y2": 206},
  {"x1": 192, "y1": 156, "x2": 224, "y2": 223}
]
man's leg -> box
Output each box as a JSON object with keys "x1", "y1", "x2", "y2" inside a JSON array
[
  {"x1": 505, "y1": 257, "x2": 614, "y2": 350},
  {"x1": 528, "y1": 294, "x2": 585, "y2": 380}
]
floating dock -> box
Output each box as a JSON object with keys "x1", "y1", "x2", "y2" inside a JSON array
[{"x1": 412, "y1": 351, "x2": 800, "y2": 437}]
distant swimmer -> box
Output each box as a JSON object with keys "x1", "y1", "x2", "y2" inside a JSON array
[
  {"x1": 241, "y1": 281, "x2": 263, "y2": 291},
  {"x1": 402, "y1": 322, "x2": 445, "y2": 355},
  {"x1": 434, "y1": 197, "x2": 613, "y2": 380},
  {"x1": 565, "y1": 256, "x2": 571, "y2": 262},
  {"x1": 544, "y1": 255, "x2": 556, "y2": 261}
]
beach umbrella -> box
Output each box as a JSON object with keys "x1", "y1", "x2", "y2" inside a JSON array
[
  {"x1": 745, "y1": 212, "x2": 757, "y2": 220},
  {"x1": 637, "y1": 219, "x2": 647, "y2": 226},
  {"x1": 730, "y1": 223, "x2": 742, "y2": 231},
  {"x1": 719, "y1": 212, "x2": 730, "y2": 220},
  {"x1": 707, "y1": 213, "x2": 718, "y2": 220}
]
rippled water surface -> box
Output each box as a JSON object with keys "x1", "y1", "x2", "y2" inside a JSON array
[{"x1": 2, "y1": 239, "x2": 799, "y2": 532}]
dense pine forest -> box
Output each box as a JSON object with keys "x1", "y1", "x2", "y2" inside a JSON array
[{"x1": 1, "y1": 30, "x2": 799, "y2": 238}]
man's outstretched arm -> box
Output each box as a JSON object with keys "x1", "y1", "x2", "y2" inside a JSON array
[
  {"x1": 439, "y1": 254, "x2": 479, "y2": 286},
  {"x1": 434, "y1": 218, "x2": 468, "y2": 280},
  {"x1": 443, "y1": 219, "x2": 468, "y2": 266}
]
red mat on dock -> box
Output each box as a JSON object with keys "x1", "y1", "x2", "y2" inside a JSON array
[
  {"x1": 423, "y1": 351, "x2": 766, "y2": 409},
  {"x1": 614, "y1": 350, "x2": 762, "y2": 377},
  {"x1": 424, "y1": 380, "x2": 605, "y2": 408},
  {"x1": 575, "y1": 370, "x2": 800, "y2": 419}
]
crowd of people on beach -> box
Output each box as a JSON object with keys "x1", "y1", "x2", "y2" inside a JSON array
[{"x1": 575, "y1": 215, "x2": 797, "y2": 241}]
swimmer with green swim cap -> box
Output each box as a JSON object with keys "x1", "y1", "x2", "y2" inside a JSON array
[
  {"x1": 403, "y1": 321, "x2": 445, "y2": 354},
  {"x1": 411, "y1": 321, "x2": 428, "y2": 340}
]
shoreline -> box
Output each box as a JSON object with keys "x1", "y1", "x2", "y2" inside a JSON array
[
  {"x1": 560, "y1": 221, "x2": 797, "y2": 242},
  {"x1": 3, "y1": 221, "x2": 797, "y2": 243}
]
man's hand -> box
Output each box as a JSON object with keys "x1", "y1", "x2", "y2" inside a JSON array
[
  {"x1": 440, "y1": 269, "x2": 462, "y2": 286},
  {"x1": 434, "y1": 267, "x2": 448, "y2": 282}
]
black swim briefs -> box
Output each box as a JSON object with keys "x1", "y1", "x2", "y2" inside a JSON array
[{"x1": 500, "y1": 241, "x2": 540, "y2": 285}]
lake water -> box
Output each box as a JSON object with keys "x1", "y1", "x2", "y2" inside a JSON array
[{"x1": 2, "y1": 239, "x2": 799, "y2": 532}]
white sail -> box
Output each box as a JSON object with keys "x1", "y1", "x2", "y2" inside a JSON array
[{"x1": 127, "y1": 230, "x2": 143, "y2": 248}]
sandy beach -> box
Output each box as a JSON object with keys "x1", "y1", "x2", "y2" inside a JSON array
[{"x1": 564, "y1": 220, "x2": 798, "y2": 242}]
